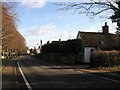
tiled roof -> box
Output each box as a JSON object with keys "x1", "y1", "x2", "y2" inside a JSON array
[{"x1": 77, "y1": 31, "x2": 118, "y2": 47}]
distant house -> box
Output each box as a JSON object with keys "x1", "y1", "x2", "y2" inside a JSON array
[
  {"x1": 26, "y1": 49, "x2": 30, "y2": 55},
  {"x1": 76, "y1": 22, "x2": 118, "y2": 63},
  {"x1": 36, "y1": 46, "x2": 41, "y2": 54},
  {"x1": 51, "y1": 39, "x2": 61, "y2": 44}
]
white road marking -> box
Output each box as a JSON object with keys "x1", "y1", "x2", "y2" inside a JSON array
[
  {"x1": 99, "y1": 76, "x2": 120, "y2": 83},
  {"x1": 17, "y1": 61, "x2": 32, "y2": 90},
  {"x1": 14, "y1": 64, "x2": 18, "y2": 85}
]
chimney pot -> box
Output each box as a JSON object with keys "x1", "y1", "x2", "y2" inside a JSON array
[{"x1": 102, "y1": 22, "x2": 109, "y2": 34}]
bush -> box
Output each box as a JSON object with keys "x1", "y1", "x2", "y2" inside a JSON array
[{"x1": 90, "y1": 50, "x2": 120, "y2": 67}]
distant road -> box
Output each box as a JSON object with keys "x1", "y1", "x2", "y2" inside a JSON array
[{"x1": 17, "y1": 55, "x2": 119, "y2": 89}]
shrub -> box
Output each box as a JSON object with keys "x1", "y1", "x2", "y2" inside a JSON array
[{"x1": 90, "y1": 50, "x2": 120, "y2": 67}]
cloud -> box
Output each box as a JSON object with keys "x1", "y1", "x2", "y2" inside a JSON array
[
  {"x1": 57, "y1": 16, "x2": 64, "y2": 19},
  {"x1": 21, "y1": 0, "x2": 46, "y2": 8},
  {"x1": 115, "y1": 0, "x2": 120, "y2": 2},
  {"x1": 3, "y1": 0, "x2": 118, "y2": 3},
  {"x1": 28, "y1": 23, "x2": 56, "y2": 35},
  {"x1": 64, "y1": 24, "x2": 70, "y2": 28},
  {"x1": 61, "y1": 30, "x2": 77, "y2": 40},
  {"x1": 63, "y1": 31, "x2": 69, "y2": 39}
]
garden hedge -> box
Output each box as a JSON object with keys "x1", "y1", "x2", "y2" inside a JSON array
[{"x1": 90, "y1": 50, "x2": 120, "y2": 67}]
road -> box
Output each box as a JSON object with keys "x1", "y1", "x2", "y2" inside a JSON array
[
  {"x1": 2, "y1": 56, "x2": 120, "y2": 89},
  {"x1": 2, "y1": 58, "x2": 27, "y2": 89}
]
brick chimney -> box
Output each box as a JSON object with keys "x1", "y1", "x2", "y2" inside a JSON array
[{"x1": 102, "y1": 22, "x2": 109, "y2": 34}]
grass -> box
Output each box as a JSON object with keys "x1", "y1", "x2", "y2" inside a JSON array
[
  {"x1": 1, "y1": 56, "x2": 18, "y2": 70},
  {"x1": 92, "y1": 65, "x2": 120, "y2": 72},
  {"x1": 100, "y1": 66, "x2": 120, "y2": 72},
  {"x1": 1, "y1": 58, "x2": 11, "y2": 70}
]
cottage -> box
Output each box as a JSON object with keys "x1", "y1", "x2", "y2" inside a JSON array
[{"x1": 76, "y1": 22, "x2": 118, "y2": 63}]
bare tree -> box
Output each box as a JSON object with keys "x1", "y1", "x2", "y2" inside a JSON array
[{"x1": 57, "y1": 0, "x2": 120, "y2": 30}]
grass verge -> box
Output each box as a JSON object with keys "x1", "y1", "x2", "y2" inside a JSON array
[
  {"x1": 1, "y1": 58, "x2": 11, "y2": 70},
  {"x1": 1, "y1": 56, "x2": 18, "y2": 70},
  {"x1": 91, "y1": 65, "x2": 120, "y2": 72}
]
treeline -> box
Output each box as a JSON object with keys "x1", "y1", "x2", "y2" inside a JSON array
[
  {"x1": 42, "y1": 39, "x2": 83, "y2": 55},
  {"x1": 1, "y1": 3, "x2": 27, "y2": 56}
]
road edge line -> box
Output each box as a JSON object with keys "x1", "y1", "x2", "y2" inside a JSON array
[
  {"x1": 17, "y1": 61, "x2": 32, "y2": 90},
  {"x1": 99, "y1": 76, "x2": 120, "y2": 83},
  {"x1": 79, "y1": 69, "x2": 120, "y2": 83},
  {"x1": 15, "y1": 61, "x2": 19, "y2": 87}
]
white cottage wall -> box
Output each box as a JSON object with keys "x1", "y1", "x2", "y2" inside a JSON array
[{"x1": 84, "y1": 47, "x2": 94, "y2": 63}]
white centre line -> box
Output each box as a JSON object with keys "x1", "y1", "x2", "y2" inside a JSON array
[{"x1": 17, "y1": 61, "x2": 32, "y2": 90}]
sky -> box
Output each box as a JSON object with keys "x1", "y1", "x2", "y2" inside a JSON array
[{"x1": 3, "y1": 0, "x2": 118, "y2": 48}]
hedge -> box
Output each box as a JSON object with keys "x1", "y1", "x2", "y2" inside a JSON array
[
  {"x1": 41, "y1": 39, "x2": 83, "y2": 55},
  {"x1": 34, "y1": 53, "x2": 76, "y2": 65},
  {"x1": 90, "y1": 50, "x2": 120, "y2": 67}
]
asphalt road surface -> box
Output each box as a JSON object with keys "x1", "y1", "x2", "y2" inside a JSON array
[
  {"x1": 2, "y1": 56, "x2": 120, "y2": 89},
  {"x1": 2, "y1": 58, "x2": 27, "y2": 89}
]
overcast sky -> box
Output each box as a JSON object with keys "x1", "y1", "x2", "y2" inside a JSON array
[{"x1": 3, "y1": 0, "x2": 118, "y2": 48}]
